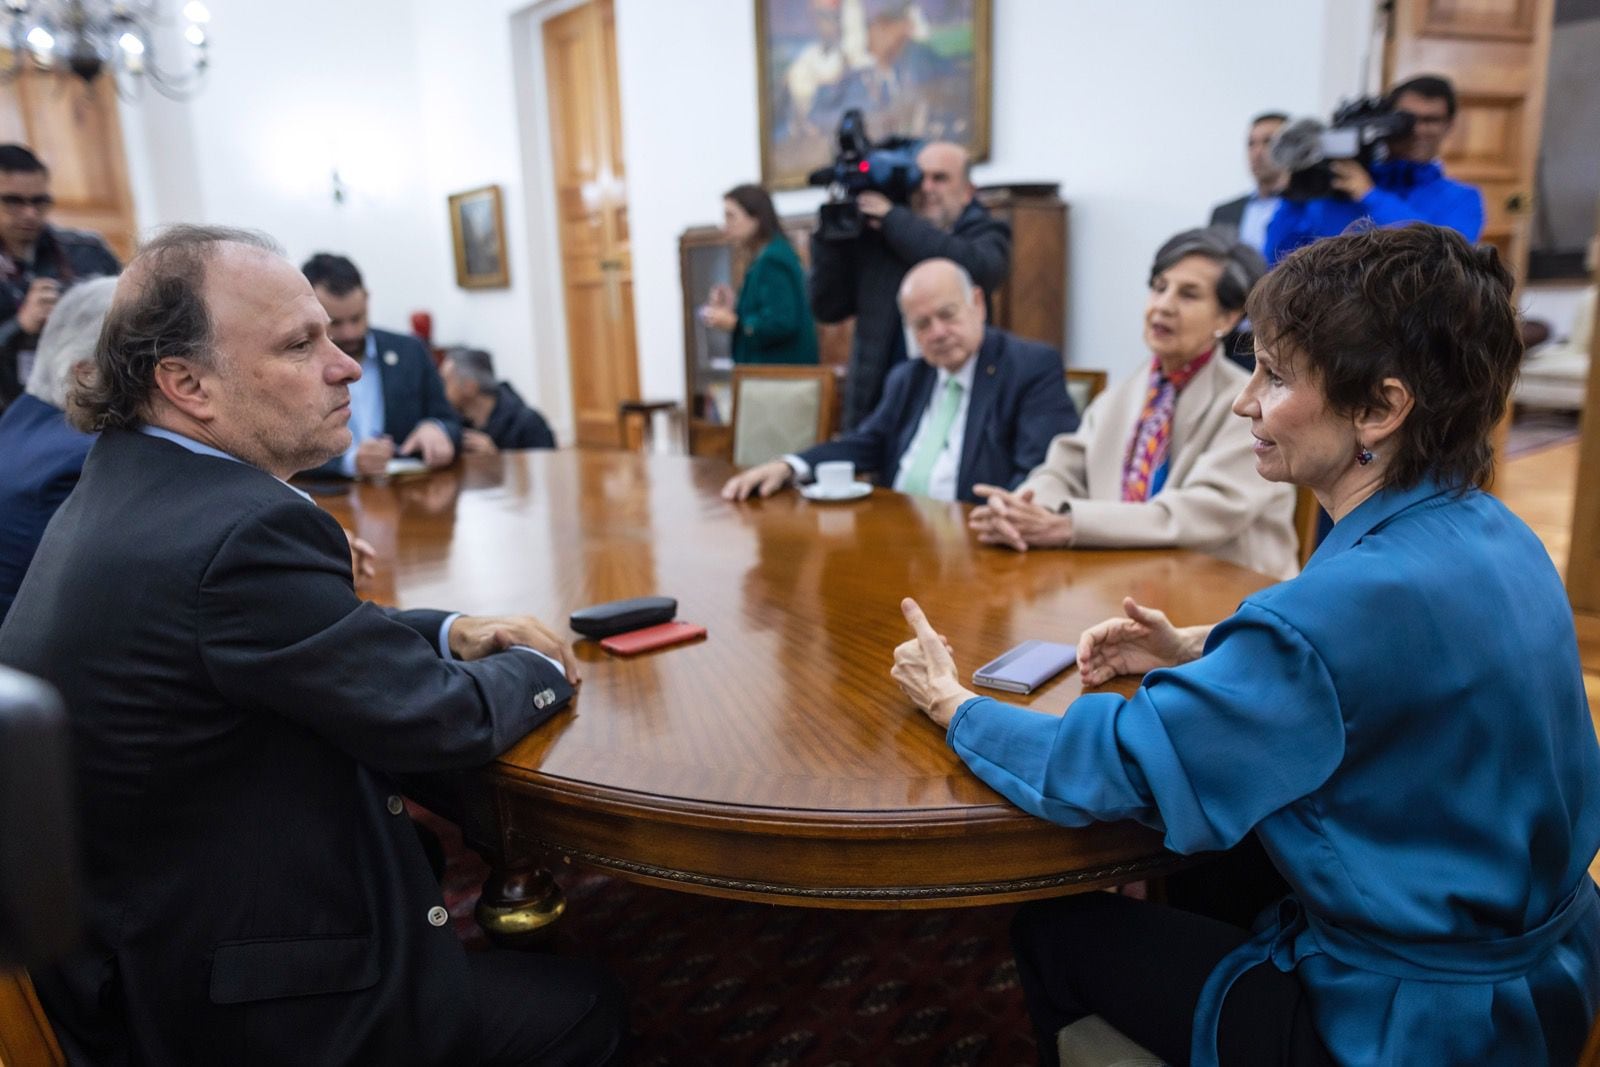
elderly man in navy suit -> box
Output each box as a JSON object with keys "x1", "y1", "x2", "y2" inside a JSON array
[
  {"x1": 301, "y1": 252, "x2": 461, "y2": 477},
  {"x1": 723, "y1": 257, "x2": 1077, "y2": 504}
]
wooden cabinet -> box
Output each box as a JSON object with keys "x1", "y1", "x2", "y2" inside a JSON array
[{"x1": 679, "y1": 183, "x2": 1068, "y2": 458}]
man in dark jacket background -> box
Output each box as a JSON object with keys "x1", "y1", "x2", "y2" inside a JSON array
[
  {"x1": 810, "y1": 140, "x2": 1011, "y2": 429},
  {"x1": 441, "y1": 347, "x2": 556, "y2": 453}
]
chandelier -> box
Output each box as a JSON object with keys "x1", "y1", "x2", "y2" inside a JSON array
[{"x1": 2, "y1": 1, "x2": 210, "y2": 100}]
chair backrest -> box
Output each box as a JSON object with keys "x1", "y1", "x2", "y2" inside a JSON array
[
  {"x1": 730, "y1": 365, "x2": 838, "y2": 469},
  {"x1": 0, "y1": 969, "x2": 65, "y2": 1067},
  {"x1": 1293, "y1": 485, "x2": 1322, "y2": 569},
  {"x1": 1065, "y1": 369, "x2": 1108, "y2": 417},
  {"x1": 1580, "y1": 1004, "x2": 1600, "y2": 1067}
]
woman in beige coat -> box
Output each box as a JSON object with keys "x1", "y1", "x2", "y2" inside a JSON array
[{"x1": 969, "y1": 228, "x2": 1298, "y2": 579}]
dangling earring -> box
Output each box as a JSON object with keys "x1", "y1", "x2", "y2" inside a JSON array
[{"x1": 1355, "y1": 444, "x2": 1374, "y2": 466}]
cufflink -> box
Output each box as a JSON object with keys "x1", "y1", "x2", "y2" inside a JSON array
[
  {"x1": 383, "y1": 350, "x2": 399, "y2": 366},
  {"x1": 533, "y1": 688, "x2": 556, "y2": 710}
]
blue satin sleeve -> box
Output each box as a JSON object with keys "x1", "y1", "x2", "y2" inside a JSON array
[{"x1": 946, "y1": 602, "x2": 1347, "y2": 854}]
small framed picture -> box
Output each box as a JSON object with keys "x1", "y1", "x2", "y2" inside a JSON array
[{"x1": 447, "y1": 184, "x2": 510, "y2": 289}]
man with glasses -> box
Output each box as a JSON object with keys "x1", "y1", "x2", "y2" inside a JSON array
[
  {"x1": 0, "y1": 144, "x2": 120, "y2": 411},
  {"x1": 1264, "y1": 75, "x2": 1484, "y2": 264}
]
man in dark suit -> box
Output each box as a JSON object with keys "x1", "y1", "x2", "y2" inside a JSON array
[
  {"x1": 810, "y1": 141, "x2": 1011, "y2": 430},
  {"x1": 0, "y1": 275, "x2": 114, "y2": 623},
  {"x1": 440, "y1": 347, "x2": 556, "y2": 453},
  {"x1": 0, "y1": 226, "x2": 622, "y2": 1065},
  {"x1": 0, "y1": 144, "x2": 121, "y2": 413},
  {"x1": 1208, "y1": 112, "x2": 1288, "y2": 255},
  {"x1": 723, "y1": 258, "x2": 1076, "y2": 505},
  {"x1": 301, "y1": 252, "x2": 461, "y2": 477}
]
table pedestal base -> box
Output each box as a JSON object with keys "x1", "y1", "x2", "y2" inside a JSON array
[{"x1": 476, "y1": 863, "x2": 566, "y2": 947}]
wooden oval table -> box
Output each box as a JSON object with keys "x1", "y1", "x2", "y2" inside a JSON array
[{"x1": 313, "y1": 450, "x2": 1276, "y2": 914}]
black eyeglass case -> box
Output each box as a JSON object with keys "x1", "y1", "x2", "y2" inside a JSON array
[{"x1": 569, "y1": 596, "x2": 678, "y2": 639}]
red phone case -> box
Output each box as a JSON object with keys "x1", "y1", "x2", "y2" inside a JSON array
[{"x1": 599, "y1": 621, "x2": 707, "y2": 655}]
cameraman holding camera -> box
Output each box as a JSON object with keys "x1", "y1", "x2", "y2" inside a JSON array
[
  {"x1": 810, "y1": 140, "x2": 1011, "y2": 430},
  {"x1": 1264, "y1": 75, "x2": 1484, "y2": 265}
]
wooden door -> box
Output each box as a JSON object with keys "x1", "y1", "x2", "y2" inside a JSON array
[
  {"x1": 543, "y1": 0, "x2": 639, "y2": 449},
  {"x1": 1383, "y1": 0, "x2": 1554, "y2": 279},
  {"x1": 0, "y1": 62, "x2": 137, "y2": 260}
]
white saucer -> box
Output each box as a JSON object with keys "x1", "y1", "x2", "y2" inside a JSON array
[{"x1": 800, "y1": 481, "x2": 871, "y2": 502}]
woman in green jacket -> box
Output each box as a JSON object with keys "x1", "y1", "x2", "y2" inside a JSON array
[{"x1": 701, "y1": 184, "x2": 818, "y2": 364}]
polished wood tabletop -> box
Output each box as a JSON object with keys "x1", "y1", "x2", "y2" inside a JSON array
[{"x1": 313, "y1": 450, "x2": 1277, "y2": 909}]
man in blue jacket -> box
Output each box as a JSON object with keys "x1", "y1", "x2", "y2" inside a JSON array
[
  {"x1": 722, "y1": 258, "x2": 1076, "y2": 505},
  {"x1": 1265, "y1": 74, "x2": 1483, "y2": 264},
  {"x1": 301, "y1": 253, "x2": 461, "y2": 477}
]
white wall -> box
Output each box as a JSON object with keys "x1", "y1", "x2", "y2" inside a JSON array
[
  {"x1": 118, "y1": 0, "x2": 447, "y2": 365},
  {"x1": 115, "y1": 0, "x2": 1377, "y2": 434}
]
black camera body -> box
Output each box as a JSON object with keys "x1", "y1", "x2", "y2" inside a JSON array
[
  {"x1": 1273, "y1": 97, "x2": 1417, "y2": 202},
  {"x1": 806, "y1": 109, "x2": 922, "y2": 241}
]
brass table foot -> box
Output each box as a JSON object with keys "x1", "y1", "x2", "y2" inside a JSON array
[{"x1": 476, "y1": 864, "x2": 566, "y2": 948}]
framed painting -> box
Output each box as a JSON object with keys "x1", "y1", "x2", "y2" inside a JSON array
[
  {"x1": 755, "y1": 0, "x2": 992, "y2": 190},
  {"x1": 448, "y1": 184, "x2": 510, "y2": 289}
]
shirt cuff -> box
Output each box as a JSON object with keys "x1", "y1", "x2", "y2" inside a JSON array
[
  {"x1": 505, "y1": 645, "x2": 566, "y2": 674},
  {"x1": 946, "y1": 694, "x2": 990, "y2": 744},
  {"x1": 438, "y1": 612, "x2": 462, "y2": 658},
  {"x1": 783, "y1": 454, "x2": 811, "y2": 482}
]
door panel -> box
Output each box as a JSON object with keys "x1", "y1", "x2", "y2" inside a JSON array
[{"x1": 543, "y1": 0, "x2": 639, "y2": 449}]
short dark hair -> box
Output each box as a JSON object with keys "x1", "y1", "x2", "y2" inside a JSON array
[
  {"x1": 1250, "y1": 112, "x2": 1289, "y2": 127},
  {"x1": 722, "y1": 183, "x2": 782, "y2": 246},
  {"x1": 71, "y1": 225, "x2": 282, "y2": 433},
  {"x1": 301, "y1": 252, "x2": 364, "y2": 296},
  {"x1": 1149, "y1": 227, "x2": 1267, "y2": 313},
  {"x1": 1247, "y1": 223, "x2": 1519, "y2": 492},
  {"x1": 1385, "y1": 74, "x2": 1457, "y2": 119},
  {"x1": 444, "y1": 347, "x2": 496, "y2": 391},
  {"x1": 0, "y1": 144, "x2": 46, "y2": 176}
]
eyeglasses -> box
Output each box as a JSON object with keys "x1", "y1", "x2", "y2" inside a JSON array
[{"x1": 0, "y1": 194, "x2": 53, "y2": 211}]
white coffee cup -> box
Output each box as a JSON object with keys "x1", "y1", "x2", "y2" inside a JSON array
[{"x1": 813, "y1": 461, "x2": 855, "y2": 494}]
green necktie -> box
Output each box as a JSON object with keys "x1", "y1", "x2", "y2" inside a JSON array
[{"x1": 901, "y1": 377, "x2": 963, "y2": 497}]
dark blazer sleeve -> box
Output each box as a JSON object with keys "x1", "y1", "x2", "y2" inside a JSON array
[
  {"x1": 878, "y1": 205, "x2": 1012, "y2": 292},
  {"x1": 508, "y1": 407, "x2": 556, "y2": 449},
  {"x1": 796, "y1": 358, "x2": 919, "y2": 483},
  {"x1": 808, "y1": 230, "x2": 859, "y2": 324},
  {"x1": 197, "y1": 498, "x2": 569, "y2": 773}
]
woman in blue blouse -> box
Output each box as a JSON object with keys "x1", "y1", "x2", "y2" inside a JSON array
[
  {"x1": 893, "y1": 224, "x2": 1600, "y2": 1066},
  {"x1": 700, "y1": 184, "x2": 818, "y2": 365}
]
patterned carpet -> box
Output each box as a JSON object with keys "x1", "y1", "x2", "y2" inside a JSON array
[{"x1": 413, "y1": 806, "x2": 1038, "y2": 1067}]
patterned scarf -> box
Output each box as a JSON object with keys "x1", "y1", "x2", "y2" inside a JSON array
[{"x1": 1121, "y1": 347, "x2": 1214, "y2": 502}]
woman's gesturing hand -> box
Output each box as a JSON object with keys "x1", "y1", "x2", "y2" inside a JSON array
[
  {"x1": 892, "y1": 598, "x2": 975, "y2": 730},
  {"x1": 1076, "y1": 597, "x2": 1207, "y2": 686}
]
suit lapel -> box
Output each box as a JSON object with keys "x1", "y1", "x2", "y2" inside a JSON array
[
  {"x1": 373, "y1": 332, "x2": 405, "y2": 437},
  {"x1": 956, "y1": 331, "x2": 1001, "y2": 491}
]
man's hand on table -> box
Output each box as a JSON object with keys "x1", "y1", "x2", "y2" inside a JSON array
[
  {"x1": 721, "y1": 460, "x2": 794, "y2": 501},
  {"x1": 449, "y1": 613, "x2": 581, "y2": 683},
  {"x1": 401, "y1": 420, "x2": 456, "y2": 469},
  {"x1": 969, "y1": 485, "x2": 1072, "y2": 551}
]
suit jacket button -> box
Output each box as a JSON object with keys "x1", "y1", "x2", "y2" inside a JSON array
[
  {"x1": 427, "y1": 906, "x2": 449, "y2": 927},
  {"x1": 386, "y1": 795, "x2": 405, "y2": 816}
]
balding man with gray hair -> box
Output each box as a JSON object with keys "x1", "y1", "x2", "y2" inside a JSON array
[
  {"x1": 723, "y1": 257, "x2": 1075, "y2": 504},
  {"x1": 440, "y1": 347, "x2": 555, "y2": 454},
  {"x1": 0, "y1": 274, "x2": 116, "y2": 620}
]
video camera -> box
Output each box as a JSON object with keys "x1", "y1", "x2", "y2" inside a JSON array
[
  {"x1": 806, "y1": 109, "x2": 923, "y2": 241},
  {"x1": 1271, "y1": 97, "x2": 1416, "y2": 202}
]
